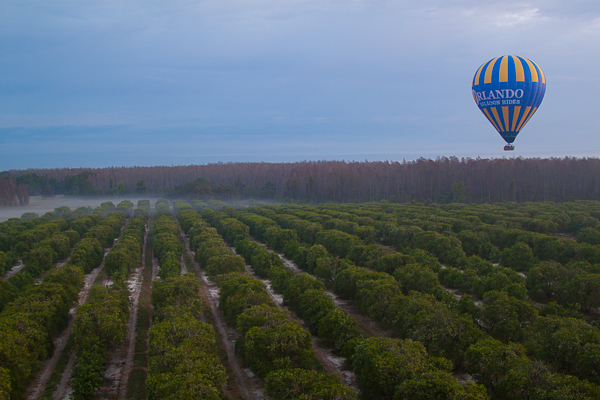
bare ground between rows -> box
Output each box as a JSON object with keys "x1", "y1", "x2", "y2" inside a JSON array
[{"x1": 178, "y1": 224, "x2": 260, "y2": 400}]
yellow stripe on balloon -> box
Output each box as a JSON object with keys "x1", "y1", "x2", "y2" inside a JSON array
[
  {"x1": 512, "y1": 56, "x2": 525, "y2": 82},
  {"x1": 502, "y1": 106, "x2": 510, "y2": 131},
  {"x1": 523, "y1": 58, "x2": 539, "y2": 82},
  {"x1": 532, "y1": 60, "x2": 545, "y2": 84},
  {"x1": 474, "y1": 63, "x2": 486, "y2": 86},
  {"x1": 483, "y1": 108, "x2": 501, "y2": 132},
  {"x1": 499, "y1": 56, "x2": 509, "y2": 82},
  {"x1": 484, "y1": 57, "x2": 500, "y2": 84},
  {"x1": 516, "y1": 106, "x2": 532, "y2": 131},
  {"x1": 511, "y1": 106, "x2": 521, "y2": 131},
  {"x1": 521, "y1": 107, "x2": 538, "y2": 130},
  {"x1": 491, "y1": 107, "x2": 505, "y2": 132}
]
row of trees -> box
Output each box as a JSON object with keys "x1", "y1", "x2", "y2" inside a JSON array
[
  {"x1": 266, "y1": 202, "x2": 600, "y2": 320},
  {"x1": 196, "y1": 203, "x2": 490, "y2": 399},
  {"x1": 174, "y1": 203, "x2": 355, "y2": 399},
  {"x1": 229, "y1": 203, "x2": 600, "y2": 398},
  {"x1": 0, "y1": 207, "x2": 122, "y2": 315},
  {"x1": 0, "y1": 264, "x2": 85, "y2": 399},
  {"x1": 260, "y1": 203, "x2": 600, "y2": 377},
  {"x1": 71, "y1": 285, "x2": 129, "y2": 400},
  {"x1": 152, "y1": 199, "x2": 183, "y2": 280},
  {"x1": 69, "y1": 209, "x2": 133, "y2": 400},
  {"x1": 217, "y1": 205, "x2": 487, "y2": 399},
  {"x1": 148, "y1": 273, "x2": 227, "y2": 399},
  {"x1": 104, "y1": 214, "x2": 146, "y2": 283}
]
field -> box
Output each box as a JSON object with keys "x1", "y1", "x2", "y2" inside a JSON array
[{"x1": 1, "y1": 198, "x2": 600, "y2": 399}]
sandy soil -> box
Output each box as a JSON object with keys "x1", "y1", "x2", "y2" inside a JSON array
[
  {"x1": 151, "y1": 252, "x2": 160, "y2": 282},
  {"x1": 4, "y1": 259, "x2": 24, "y2": 279},
  {"x1": 180, "y1": 254, "x2": 188, "y2": 274}
]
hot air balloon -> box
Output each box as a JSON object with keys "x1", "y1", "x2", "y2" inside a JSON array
[{"x1": 472, "y1": 55, "x2": 546, "y2": 150}]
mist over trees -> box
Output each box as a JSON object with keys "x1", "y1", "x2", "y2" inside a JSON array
[{"x1": 4, "y1": 156, "x2": 600, "y2": 204}]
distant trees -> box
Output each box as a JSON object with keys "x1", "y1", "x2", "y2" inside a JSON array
[
  {"x1": 0, "y1": 176, "x2": 28, "y2": 206},
  {"x1": 7, "y1": 156, "x2": 600, "y2": 203}
]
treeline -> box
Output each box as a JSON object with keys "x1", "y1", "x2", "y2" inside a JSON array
[
  {"x1": 0, "y1": 175, "x2": 29, "y2": 206},
  {"x1": 7, "y1": 156, "x2": 600, "y2": 203}
]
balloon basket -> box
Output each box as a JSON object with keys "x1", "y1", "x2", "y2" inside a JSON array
[{"x1": 504, "y1": 145, "x2": 515, "y2": 151}]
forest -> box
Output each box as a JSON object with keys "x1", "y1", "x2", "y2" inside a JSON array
[
  {"x1": 4, "y1": 156, "x2": 600, "y2": 205},
  {"x1": 1, "y1": 196, "x2": 599, "y2": 399}
]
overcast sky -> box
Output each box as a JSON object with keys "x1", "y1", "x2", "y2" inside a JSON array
[{"x1": 1, "y1": 0, "x2": 599, "y2": 170}]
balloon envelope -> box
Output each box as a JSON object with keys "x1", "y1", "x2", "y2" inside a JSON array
[{"x1": 472, "y1": 55, "x2": 546, "y2": 144}]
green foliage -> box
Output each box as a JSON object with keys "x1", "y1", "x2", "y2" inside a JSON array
[
  {"x1": 0, "y1": 367, "x2": 10, "y2": 400},
  {"x1": 481, "y1": 290, "x2": 537, "y2": 343},
  {"x1": 393, "y1": 292, "x2": 483, "y2": 368},
  {"x1": 316, "y1": 308, "x2": 364, "y2": 354},
  {"x1": 283, "y1": 272, "x2": 325, "y2": 309},
  {"x1": 147, "y1": 272, "x2": 226, "y2": 400},
  {"x1": 265, "y1": 368, "x2": 357, "y2": 400},
  {"x1": 0, "y1": 264, "x2": 85, "y2": 399},
  {"x1": 0, "y1": 279, "x2": 18, "y2": 313},
  {"x1": 218, "y1": 275, "x2": 274, "y2": 327},
  {"x1": 236, "y1": 305, "x2": 314, "y2": 377},
  {"x1": 71, "y1": 284, "x2": 129, "y2": 399},
  {"x1": 205, "y1": 254, "x2": 246, "y2": 277},
  {"x1": 525, "y1": 315, "x2": 600, "y2": 383},
  {"x1": 68, "y1": 237, "x2": 104, "y2": 273},
  {"x1": 500, "y1": 242, "x2": 537, "y2": 272},
  {"x1": 352, "y1": 337, "x2": 451, "y2": 400},
  {"x1": 395, "y1": 370, "x2": 489, "y2": 400}
]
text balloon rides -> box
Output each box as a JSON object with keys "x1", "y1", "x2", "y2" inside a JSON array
[{"x1": 472, "y1": 55, "x2": 546, "y2": 150}]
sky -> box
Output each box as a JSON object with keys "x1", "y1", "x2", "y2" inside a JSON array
[{"x1": 1, "y1": 0, "x2": 599, "y2": 170}]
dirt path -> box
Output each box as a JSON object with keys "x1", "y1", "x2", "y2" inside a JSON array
[
  {"x1": 179, "y1": 254, "x2": 188, "y2": 274},
  {"x1": 178, "y1": 225, "x2": 261, "y2": 400},
  {"x1": 117, "y1": 221, "x2": 150, "y2": 399},
  {"x1": 151, "y1": 250, "x2": 160, "y2": 281},
  {"x1": 4, "y1": 258, "x2": 24, "y2": 278},
  {"x1": 125, "y1": 229, "x2": 154, "y2": 400}
]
